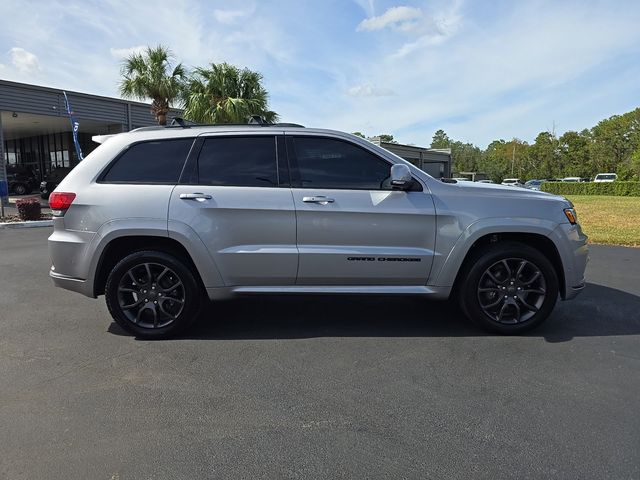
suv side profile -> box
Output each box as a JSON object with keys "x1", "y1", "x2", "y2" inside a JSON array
[{"x1": 48, "y1": 124, "x2": 588, "y2": 338}]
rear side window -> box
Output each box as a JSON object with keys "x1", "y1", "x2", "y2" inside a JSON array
[
  {"x1": 102, "y1": 139, "x2": 193, "y2": 183},
  {"x1": 197, "y1": 136, "x2": 277, "y2": 187}
]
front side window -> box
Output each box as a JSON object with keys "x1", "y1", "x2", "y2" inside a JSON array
[
  {"x1": 102, "y1": 139, "x2": 193, "y2": 183},
  {"x1": 291, "y1": 137, "x2": 392, "y2": 190},
  {"x1": 197, "y1": 136, "x2": 278, "y2": 187}
]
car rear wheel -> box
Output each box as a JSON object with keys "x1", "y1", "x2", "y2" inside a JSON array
[
  {"x1": 105, "y1": 250, "x2": 203, "y2": 339},
  {"x1": 458, "y1": 242, "x2": 559, "y2": 334},
  {"x1": 12, "y1": 183, "x2": 27, "y2": 195}
]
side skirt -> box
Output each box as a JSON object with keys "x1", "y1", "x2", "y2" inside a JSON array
[{"x1": 206, "y1": 285, "x2": 452, "y2": 301}]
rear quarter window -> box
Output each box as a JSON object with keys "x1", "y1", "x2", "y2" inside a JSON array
[{"x1": 101, "y1": 138, "x2": 194, "y2": 183}]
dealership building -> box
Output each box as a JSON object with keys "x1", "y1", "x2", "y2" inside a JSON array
[
  {"x1": 0, "y1": 79, "x2": 180, "y2": 184},
  {"x1": 1, "y1": 79, "x2": 450, "y2": 186}
]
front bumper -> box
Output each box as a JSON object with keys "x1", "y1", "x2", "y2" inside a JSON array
[{"x1": 550, "y1": 223, "x2": 589, "y2": 300}]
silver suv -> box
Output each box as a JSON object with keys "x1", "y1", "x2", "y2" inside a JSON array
[{"x1": 48, "y1": 124, "x2": 588, "y2": 338}]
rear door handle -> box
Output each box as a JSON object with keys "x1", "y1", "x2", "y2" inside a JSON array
[
  {"x1": 302, "y1": 196, "x2": 335, "y2": 205},
  {"x1": 180, "y1": 193, "x2": 212, "y2": 201}
]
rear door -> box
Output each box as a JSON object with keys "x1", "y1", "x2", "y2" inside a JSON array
[
  {"x1": 169, "y1": 134, "x2": 297, "y2": 286},
  {"x1": 287, "y1": 135, "x2": 436, "y2": 286}
]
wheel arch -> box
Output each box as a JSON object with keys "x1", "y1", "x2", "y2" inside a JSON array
[
  {"x1": 452, "y1": 232, "x2": 565, "y2": 299},
  {"x1": 94, "y1": 236, "x2": 200, "y2": 296},
  {"x1": 432, "y1": 220, "x2": 567, "y2": 299}
]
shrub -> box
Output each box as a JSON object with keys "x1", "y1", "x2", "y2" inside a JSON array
[
  {"x1": 541, "y1": 181, "x2": 640, "y2": 196},
  {"x1": 15, "y1": 197, "x2": 42, "y2": 220}
]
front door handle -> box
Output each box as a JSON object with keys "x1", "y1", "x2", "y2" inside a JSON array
[
  {"x1": 180, "y1": 193, "x2": 212, "y2": 201},
  {"x1": 303, "y1": 196, "x2": 335, "y2": 205}
]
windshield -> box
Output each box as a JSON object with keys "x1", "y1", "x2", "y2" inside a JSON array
[{"x1": 596, "y1": 174, "x2": 616, "y2": 180}]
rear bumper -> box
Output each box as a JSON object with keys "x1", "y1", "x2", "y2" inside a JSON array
[
  {"x1": 49, "y1": 270, "x2": 95, "y2": 297},
  {"x1": 48, "y1": 223, "x2": 97, "y2": 297}
]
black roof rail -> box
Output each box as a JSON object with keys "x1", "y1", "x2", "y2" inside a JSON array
[
  {"x1": 153, "y1": 116, "x2": 307, "y2": 129},
  {"x1": 170, "y1": 117, "x2": 198, "y2": 128},
  {"x1": 272, "y1": 123, "x2": 305, "y2": 128},
  {"x1": 129, "y1": 125, "x2": 166, "y2": 132},
  {"x1": 248, "y1": 115, "x2": 268, "y2": 125}
]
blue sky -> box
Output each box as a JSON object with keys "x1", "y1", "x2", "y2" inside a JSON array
[{"x1": 1, "y1": 0, "x2": 639, "y2": 147}]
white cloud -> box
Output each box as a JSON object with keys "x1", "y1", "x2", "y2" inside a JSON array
[
  {"x1": 356, "y1": 3, "x2": 462, "y2": 58},
  {"x1": 9, "y1": 47, "x2": 40, "y2": 74},
  {"x1": 109, "y1": 45, "x2": 147, "y2": 60},
  {"x1": 213, "y1": 8, "x2": 253, "y2": 24},
  {"x1": 346, "y1": 83, "x2": 394, "y2": 97},
  {"x1": 357, "y1": 6, "x2": 422, "y2": 32}
]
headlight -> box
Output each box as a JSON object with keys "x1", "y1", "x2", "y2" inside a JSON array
[{"x1": 564, "y1": 208, "x2": 577, "y2": 225}]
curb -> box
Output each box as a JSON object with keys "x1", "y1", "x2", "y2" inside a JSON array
[{"x1": 0, "y1": 220, "x2": 53, "y2": 229}]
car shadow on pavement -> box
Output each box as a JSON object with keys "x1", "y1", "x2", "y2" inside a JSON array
[{"x1": 107, "y1": 283, "x2": 640, "y2": 342}]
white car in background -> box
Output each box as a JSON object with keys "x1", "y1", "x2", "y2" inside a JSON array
[
  {"x1": 501, "y1": 178, "x2": 524, "y2": 187},
  {"x1": 524, "y1": 179, "x2": 545, "y2": 191},
  {"x1": 594, "y1": 173, "x2": 617, "y2": 182}
]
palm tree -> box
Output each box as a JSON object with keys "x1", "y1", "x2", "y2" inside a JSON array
[
  {"x1": 119, "y1": 45, "x2": 186, "y2": 125},
  {"x1": 182, "y1": 62, "x2": 278, "y2": 124}
]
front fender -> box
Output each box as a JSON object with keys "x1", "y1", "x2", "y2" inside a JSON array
[{"x1": 430, "y1": 217, "x2": 562, "y2": 288}]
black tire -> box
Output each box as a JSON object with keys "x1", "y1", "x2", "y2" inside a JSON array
[
  {"x1": 458, "y1": 242, "x2": 559, "y2": 334},
  {"x1": 13, "y1": 183, "x2": 27, "y2": 195},
  {"x1": 105, "y1": 250, "x2": 203, "y2": 339}
]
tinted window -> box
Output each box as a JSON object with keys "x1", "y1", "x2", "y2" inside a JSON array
[
  {"x1": 292, "y1": 137, "x2": 391, "y2": 190},
  {"x1": 103, "y1": 139, "x2": 193, "y2": 183},
  {"x1": 198, "y1": 136, "x2": 277, "y2": 187}
]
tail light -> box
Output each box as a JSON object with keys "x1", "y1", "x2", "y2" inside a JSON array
[{"x1": 49, "y1": 192, "x2": 76, "y2": 216}]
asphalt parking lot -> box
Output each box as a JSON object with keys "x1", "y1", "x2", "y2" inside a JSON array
[{"x1": 1, "y1": 228, "x2": 639, "y2": 479}]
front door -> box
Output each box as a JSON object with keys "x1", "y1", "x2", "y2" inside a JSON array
[{"x1": 287, "y1": 135, "x2": 436, "y2": 286}]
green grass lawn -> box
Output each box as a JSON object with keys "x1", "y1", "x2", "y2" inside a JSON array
[{"x1": 566, "y1": 195, "x2": 640, "y2": 247}]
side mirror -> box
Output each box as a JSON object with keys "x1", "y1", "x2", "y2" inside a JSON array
[{"x1": 390, "y1": 164, "x2": 412, "y2": 190}]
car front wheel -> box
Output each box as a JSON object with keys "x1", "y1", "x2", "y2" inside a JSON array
[
  {"x1": 105, "y1": 250, "x2": 203, "y2": 339},
  {"x1": 458, "y1": 242, "x2": 559, "y2": 334}
]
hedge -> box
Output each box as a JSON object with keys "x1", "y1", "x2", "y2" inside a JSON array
[{"x1": 540, "y1": 181, "x2": 640, "y2": 196}]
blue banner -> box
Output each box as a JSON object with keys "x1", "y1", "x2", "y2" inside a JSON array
[{"x1": 63, "y1": 91, "x2": 84, "y2": 162}]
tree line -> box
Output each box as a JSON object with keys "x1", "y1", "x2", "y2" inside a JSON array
[
  {"x1": 119, "y1": 45, "x2": 277, "y2": 126},
  {"x1": 429, "y1": 108, "x2": 640, "y2": 182}
]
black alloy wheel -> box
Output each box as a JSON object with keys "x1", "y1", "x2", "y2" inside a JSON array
[
  {"x1": 105, "y1": 250, "x2": 202, "y2": 339},
  {"x1": 459, "y1": 242, "x2": 559, "y2": 334}
]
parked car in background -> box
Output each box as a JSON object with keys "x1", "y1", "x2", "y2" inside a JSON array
[
  {"x1": 452, "y1": 177, "x2": 472, "y2": 182},
  {"x1": 524, "y1": 179, "x2": 545, "y2": 191},
  {"x1": 476, "y1": 179, "x2": 494, "y2": 184},
  {"x1": 40, "y1": 167, "x2": 73, "y2": 199},
  {"x1": 561, "y1": 177, "x2": 582, "y2": 182},
  {"x1": 501, "y1": 178, "x2": 524, "y2": 187},
  {"x1": 594, "y1": 173, "x2": 617, "y2": 182},
  {"x1": 5, "y1": 164, "x2": 38, "y2": 195}
]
